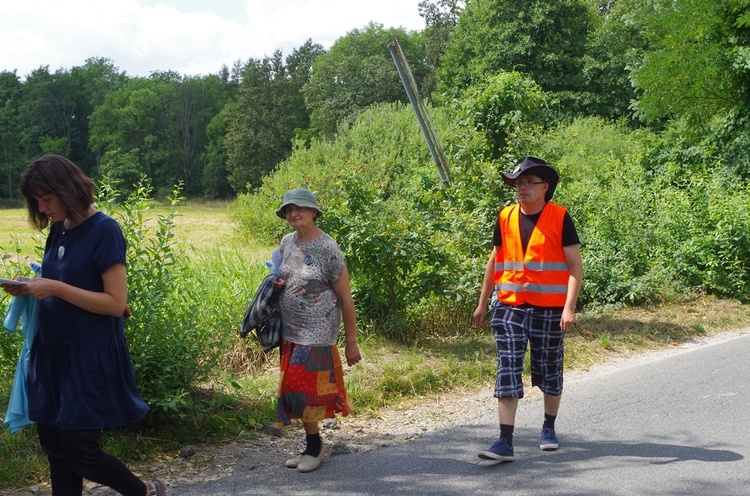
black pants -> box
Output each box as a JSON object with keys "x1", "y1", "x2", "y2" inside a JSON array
[{"x1": 37, "y1": 423, "x2": 146, "y2": 496}]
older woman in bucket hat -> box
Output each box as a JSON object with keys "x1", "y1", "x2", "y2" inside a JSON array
[
  {"x1": 272, "y1": 188, "x2": 361, "y2": 473},
  {"x1": 473, "y1": 156, "x2": 583, "y2": 462}
]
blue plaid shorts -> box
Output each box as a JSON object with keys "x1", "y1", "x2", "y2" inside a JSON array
[{"x1": 490, "y1": 302, "x2": 564, "y2": 398}]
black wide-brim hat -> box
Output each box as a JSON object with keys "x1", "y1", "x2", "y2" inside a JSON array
[{"x1": 501, "y1": 156, "x2": 559, "y2": 202}]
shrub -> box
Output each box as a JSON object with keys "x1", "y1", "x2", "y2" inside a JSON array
[
  {"x1": 231, "y1": 103, "x2": 468, "y2": 340},
  {"x1": 97, "y1": 180, "x2": 243, "y2": 419}
]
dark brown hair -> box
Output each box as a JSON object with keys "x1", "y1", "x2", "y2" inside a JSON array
[{"x1": 19, "y1": 155, "x2": 95, "y2": 231}]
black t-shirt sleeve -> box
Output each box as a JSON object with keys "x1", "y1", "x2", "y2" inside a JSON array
[{"x1": 562, "y1": 212, "x2": 580, "y2": 247}]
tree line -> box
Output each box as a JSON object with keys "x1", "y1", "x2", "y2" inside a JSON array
[{"x1": 1, "y1": 0, "x2": 748, "y2": 202}]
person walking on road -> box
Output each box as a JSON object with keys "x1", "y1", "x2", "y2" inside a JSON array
[
  {"x1": 272, "y1": 188, "x2": 362, "y2": 473},
  {"x1": 473, "y1": 156, "x2": 583, "y2": 461},
  {"x1": 1, "y1": 155, "x2": 165, "y2": 495}
]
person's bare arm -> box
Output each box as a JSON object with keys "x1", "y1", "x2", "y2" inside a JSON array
[
  {"x1": 332, "y1": 265, "x2": 361, "y2": 366},
  {"x1": 20, "y1": 263, "x2": 128, "y2": 317},
  {"x1": 473, "y1": 246, "x2": 498, "y2": 329},
  {"x1": 560, "y1": 244, "x2": 583, "y2": 331}
]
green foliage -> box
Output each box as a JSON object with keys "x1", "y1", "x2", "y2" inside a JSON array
[
  {"x1": 438, "y1": 0, "x2": 595, "y2": 116},
  {"x1": 96, "y1": 180, "x2": 232, "y2": 420},
  {"x1": 38, "y1": 137, "x2": 70, "y2": 157},
  {"x1": 89, "y1": 73, "x2": 230, "y2": 197},
  {"x1": 302, "y1": 23, "x2": 428, "y2": 137},
  {"x1": 0, "y1": 70, "x2": 24, "y2": 199},
  {"x1": 225, "y1": 43, "x2": 324, "y2": 192},
  {"x1": 629, "y1": 0, "x2": 750, "y2": 126},
  {"x1": 323, "y1": 174, "x2": 456, "y2": 338},
  {"x1": 201, "y1": 108, "x2": 234, "y2": 199},
  {"x1": 450, "y1": 71, "x2": 550, "y2": 161},
  {"x1": 17, "y1": 67, "x2": 74, "y2": 166},
  {"x1": 711, "y1": 105, "x2": 750, "y2": 180},
  {"x1": 581, "y1": 0, "x2": 646, "y2": 120},
  {"x1": 99, "y1": 148, "x2": 144, "y2": 195},
  {"x1": 418, "y1": 0, "x2": 463, "y2": 96}
]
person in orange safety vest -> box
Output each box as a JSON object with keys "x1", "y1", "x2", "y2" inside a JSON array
[{"x1": 473, "y1": 156, "x2": 583, "y2": 462}]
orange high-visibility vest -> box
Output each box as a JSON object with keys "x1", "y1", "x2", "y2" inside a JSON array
[{"x1": 494, "y1": 203, "x2": 570, "y2": 307}]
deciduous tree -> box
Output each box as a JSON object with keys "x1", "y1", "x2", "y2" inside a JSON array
[
  {"x1": 302, "y1": 23, "x2": 428, "y2": 137},
  {"x1": 225, "y1": 41, "x2": 324, "y2": 192},
  {"x1": 0, "y1": 70, "x2": 23, "y2": 198},
  {"x1": 437, "y1": 0, "x2": 594, "y2": 116}
]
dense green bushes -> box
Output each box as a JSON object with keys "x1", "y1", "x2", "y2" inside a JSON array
[
  {"x1": 541, "y1": 117, "x2": 750, "y2": 305},
  {"x1": 233, "y1": 86, "x2": 750, "y2": 335}
]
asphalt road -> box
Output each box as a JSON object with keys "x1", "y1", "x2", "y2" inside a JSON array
[{"x1": 176, "y1": 330, "x2": 750, "y2": 495}]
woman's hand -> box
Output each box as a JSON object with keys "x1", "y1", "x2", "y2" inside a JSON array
[
  {"x1": 344, "y1": 340, "x2": 361, "y2": 366},
  {"x1": 274, "y1": 277, "x2": 286, "y2": 291},
  {"x1": 0, "y1": 276, "x2": 31, "y2": 296},
  {"x1": 1, "y1": 278, "x2": 30, "y2": 297},
  {"x1": 14, "y1": 277, "x2": 59, "y2": 300}
]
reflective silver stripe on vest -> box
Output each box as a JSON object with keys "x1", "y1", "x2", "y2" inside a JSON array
[
  {"x1": 496, "y1": 261, "x2": 524, "y2": 271},
  {"x1": 524, "y1": 261, "x2": 569, "y2": 271},
  {"x1": 523, "y1": 283, "x2": 568, "y2": 294},
  {"x1": 499, "y1": 282, "x2": 524, "y2": 292},
  {"x1": 499, "y1": 282, "x2": 567, "y2": 295}
]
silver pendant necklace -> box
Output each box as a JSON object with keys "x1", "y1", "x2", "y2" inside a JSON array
[{"x1": 58, "y1": 220, "x2": 67, "y2": 259}]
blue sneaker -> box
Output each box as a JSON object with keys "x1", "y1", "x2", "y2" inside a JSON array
[
  {"x1": 540, "y1": 428, "x2": 559, "y2": 450},
  {"x1": 478, "y1": 438, "x2": 514, "y2": 461}
]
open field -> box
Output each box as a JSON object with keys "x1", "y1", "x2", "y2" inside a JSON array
[{"x1": 0, "y1": 201, "x2": 272, "y2": 274}]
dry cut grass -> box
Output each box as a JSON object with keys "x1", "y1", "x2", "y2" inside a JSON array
[{"x1": 0, "y1": 201, "x2": 271, "y2": 268}]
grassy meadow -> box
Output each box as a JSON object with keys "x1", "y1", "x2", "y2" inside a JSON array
[
  {"x1": 2, "y1": 201, "x2": 750, "y2": 492},
  {"x1": 0, "y1": 201, "x2": 270, "y2": 266}
]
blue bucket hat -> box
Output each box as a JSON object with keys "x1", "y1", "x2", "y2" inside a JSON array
[{"x1": 275, "y1": 188, "x2": 323, "y2": 219}]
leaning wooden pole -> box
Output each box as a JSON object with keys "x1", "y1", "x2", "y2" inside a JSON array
[{"x1": 388, "y1": 38, "x2": 452, "y2": 187}]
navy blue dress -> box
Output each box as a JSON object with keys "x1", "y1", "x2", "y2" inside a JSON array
[{"x1": 27, "y1": 212, "x2": 149, "y2": 430}]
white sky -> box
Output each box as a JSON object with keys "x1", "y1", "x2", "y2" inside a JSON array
[{"x1": 1, "y1": 0, "x2": 425, "y2": 78}]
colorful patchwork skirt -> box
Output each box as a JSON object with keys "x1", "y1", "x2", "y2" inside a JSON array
[{"x1": 276, "y1": 340, "x2": 353, "y2": 426}]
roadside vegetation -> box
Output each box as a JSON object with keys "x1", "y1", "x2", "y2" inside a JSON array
[
  {"x1": 2, "y1": 193, "x2": 749, "y2": 491},
  {"x1": 2, "y1": 0, "x2": 750, "y2": 491}
]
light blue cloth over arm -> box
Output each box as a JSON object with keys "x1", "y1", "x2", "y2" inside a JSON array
[{"x1": 3, "y1": 294, "x2": 40, "y2": 433}]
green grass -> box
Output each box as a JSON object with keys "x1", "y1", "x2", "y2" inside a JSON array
[
  {"x1": 0, "y1": 201, "x2": 272, "y2": 265},
  {"x1": 3, "y1": 203, "x2": 750, "y2": 492}
]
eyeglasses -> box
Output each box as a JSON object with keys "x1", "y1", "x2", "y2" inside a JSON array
[{"x1": 514, "y1": 179, "x2": 546, "y2": 189}]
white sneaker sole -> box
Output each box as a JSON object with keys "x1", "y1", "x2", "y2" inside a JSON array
[{"x1": 478, "y1": 451, "x2": 514, "y2": 461}]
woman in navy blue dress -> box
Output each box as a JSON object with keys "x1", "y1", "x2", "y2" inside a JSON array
[{"x1": 2, "y1": 155, "x2": 165, "y2": 496}]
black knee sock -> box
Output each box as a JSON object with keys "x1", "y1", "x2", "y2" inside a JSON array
[
  {"x1": 500, "y1": 424, "x2": 514, "y2": 447},
  {"x1": 543, "y1": 413, "x2": 557, "y2": 430},
  {"x1": 303, "y1": 433, "x2": 322, "y2": 457}
]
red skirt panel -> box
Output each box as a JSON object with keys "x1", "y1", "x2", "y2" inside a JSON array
[{"x1": 276, "y1": 340, "x2": 353, "y2": 426}]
